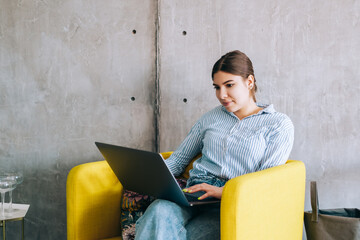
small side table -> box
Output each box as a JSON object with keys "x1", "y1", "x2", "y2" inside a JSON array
[{"x1": 0, "y1": 203, "x2": 30, "y2": 240}]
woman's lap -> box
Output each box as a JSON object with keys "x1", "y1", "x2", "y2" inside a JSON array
[
  {"x1": 186, "y1": 205, "x2": 220, "y2": 240},
  {"x1": 135, "y1": 199, "x2": 220, "y2": 240}
]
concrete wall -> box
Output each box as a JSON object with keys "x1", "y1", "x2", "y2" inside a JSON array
[
  {"x1": 0, "y1": 0, "x2": 157, "y2": 238},
  {"x1": 1, "y1": 0, "x2": 359, "y2": 239}
]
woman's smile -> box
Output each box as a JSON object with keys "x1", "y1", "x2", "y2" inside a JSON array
[{"x1": 221, "y1": 101, "x2": 233, "y2": 107}]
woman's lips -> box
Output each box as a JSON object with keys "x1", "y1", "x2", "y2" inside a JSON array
[{"x1": 222, "y1": 101, "x2": 232, "y2": 107}]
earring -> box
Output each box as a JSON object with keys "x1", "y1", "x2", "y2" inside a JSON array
[{"x1": 249, "y1": 85, "x2": 253, "y2": 89}]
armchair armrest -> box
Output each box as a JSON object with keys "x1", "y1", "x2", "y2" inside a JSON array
[
  {"x1": 221, "y1": 160, "x2": 306, "y2": 240},
  {"x1": 67, "y1": 160, "x2": 123, "y2": 240}
]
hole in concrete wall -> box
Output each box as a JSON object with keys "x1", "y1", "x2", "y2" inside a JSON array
[
  {"x1": 183, "y1": 98, "x2": 187, "y2": 103},
  {"x1": 182, "y1": 31, "x2": 187, "y2": 36},
  {"x1": 132, "y1": 29, "x2": 137, "y2": 34},
  {"x1": 131, "y1": 97, "x2": 136, "y2": 101}
]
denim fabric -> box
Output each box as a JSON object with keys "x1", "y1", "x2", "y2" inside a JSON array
[
  {"x1": 186, "y1": 174, "x2": 227, "y2": 188},
  {"x1": 135, "y1": 200, "x2": 220, "y2": 240},
  {"x1": 135, "y1": 176, "x2": 226, "y2": 240}
]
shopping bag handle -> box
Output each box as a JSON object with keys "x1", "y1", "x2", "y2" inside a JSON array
[{"x1": 310, "y1": 181, "x2": 319, "y2": 222}]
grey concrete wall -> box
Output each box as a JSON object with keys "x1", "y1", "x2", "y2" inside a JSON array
[
  {"x1": 0, "y1": 0, "x2": 156, "y2": 239},
  {"x1": 1, "y1": 0, "x2": 359, "y2": 239}
]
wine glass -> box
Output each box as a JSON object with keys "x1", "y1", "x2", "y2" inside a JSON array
[
  {"x1": 0, "y1": 174, "x2": 16, "y2": 217},
  {"x1": 5, "y1": 171, "x2": 23, "y2": 213}
]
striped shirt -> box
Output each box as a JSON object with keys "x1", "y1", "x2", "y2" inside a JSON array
[{"x1": 165, "y1": 103, "x2": 294, "y2": 184}]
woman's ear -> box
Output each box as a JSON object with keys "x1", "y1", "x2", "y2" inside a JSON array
[{"x1": 247, "y1": 75, "x2": 255, "y2": 89}]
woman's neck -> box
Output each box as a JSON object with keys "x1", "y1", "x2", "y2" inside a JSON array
[{"x1": 234, "y1": 101, "x2": 262, "y2": 120}]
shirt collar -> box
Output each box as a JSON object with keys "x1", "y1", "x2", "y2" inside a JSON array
[
  {"x1": 256, "y1": 103, "x2": 276, "y2": 114},
  {"x1": 221, "y1": 102, "x2": 276, "y2": 117}
]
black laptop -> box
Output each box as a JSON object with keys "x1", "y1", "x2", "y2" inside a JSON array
[{"x1": 95, "y1": 142, "x2": 220, "y2": 206}]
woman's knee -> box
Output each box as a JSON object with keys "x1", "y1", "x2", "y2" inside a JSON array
[
  {"x1": 139, "y1": 199, "x2": 195, "y2": 227},
  {"x1": 143, "y1": 199, "x2": 182, "y2": 219},
  {"x1": 136, "y1": 200, "x2": 191, "y2": 239}
]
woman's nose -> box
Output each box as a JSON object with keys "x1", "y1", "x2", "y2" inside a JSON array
[{"x1": 219, "y1": 88, "x2": 228, "y2": 99}]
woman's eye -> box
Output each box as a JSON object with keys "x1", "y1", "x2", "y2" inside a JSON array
[
  {"x1": 226, "y1": 84, "x2": 234, "y2": 88},
  {"x1": 213, "y1": 86, "x2": 220, "y2": 90}
]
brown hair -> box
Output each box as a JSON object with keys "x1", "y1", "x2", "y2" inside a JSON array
[{"x1": 212, "y1": 50, "x2": 257, "y2": 101}]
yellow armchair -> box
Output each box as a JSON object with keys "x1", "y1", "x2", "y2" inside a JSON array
[{"x1": 67, "y1": 153, "x2": 305, "y2": 240}]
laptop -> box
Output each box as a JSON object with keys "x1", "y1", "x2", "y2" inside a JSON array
[{"x1": 95, "y1": 142, "x2": 220, "y2": 207}]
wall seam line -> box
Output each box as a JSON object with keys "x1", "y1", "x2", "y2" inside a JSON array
[{"x1": 154, "y1": 0, "x2": 161, "y2": 152}]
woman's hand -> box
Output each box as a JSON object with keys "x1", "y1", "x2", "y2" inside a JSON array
[{"x1": 183, "y1": 183, "x2": 224, "y2": 200}]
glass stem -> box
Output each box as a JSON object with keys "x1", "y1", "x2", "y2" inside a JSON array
[
  {"x1": 1, "y1": 192, "x2": 4, "y2": 216},
  {"x1": 9, "y1": 190, "x2": 13, "y2": 211}
]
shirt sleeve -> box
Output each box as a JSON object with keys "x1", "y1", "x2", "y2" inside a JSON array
[
  {"x1": 165, "y1": 121, "x2": 203, "y2": 176},
  {"x1": 257, "y1": 116, "x2": 294, "y2": 171}
]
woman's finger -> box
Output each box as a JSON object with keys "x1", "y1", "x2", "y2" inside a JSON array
[
  {"x1": 194, "y1": 184, "x2": 210, "y2": 193},
  {"x1": 198, "y1": 192, "x2": 210, "y2": 200},
  {"x1": 183, "y1": 183, "x2": 208, "y2": 193}
]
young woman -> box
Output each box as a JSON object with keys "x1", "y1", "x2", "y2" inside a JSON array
[{"x1": 135, "y1": 50, "x2": 294, "y2": 240}]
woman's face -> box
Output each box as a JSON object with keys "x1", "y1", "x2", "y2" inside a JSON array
[{"x1": 213, "y1": 71, "x2": 254, "y2": 115}]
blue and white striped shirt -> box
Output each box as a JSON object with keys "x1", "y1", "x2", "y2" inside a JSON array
[{"x1": 165, "y1": 103, "x2": 294, "y2": 184}]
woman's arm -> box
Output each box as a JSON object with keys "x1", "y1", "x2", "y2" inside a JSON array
[
  {"x1": 165, "y1": 121, "x2": 203, "y2": 176},
  {"x1": 257, "y1": 116, "x2": 294, "y2": 171}
]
